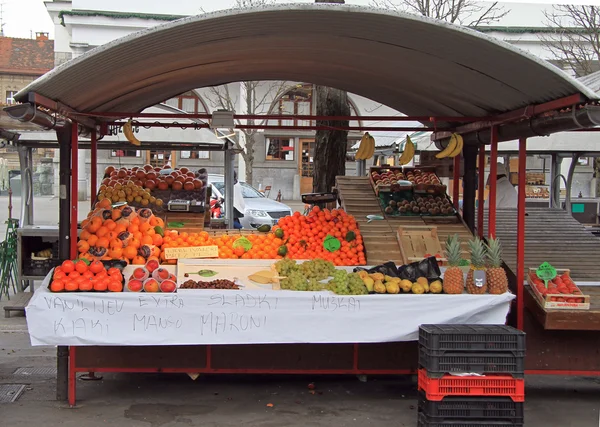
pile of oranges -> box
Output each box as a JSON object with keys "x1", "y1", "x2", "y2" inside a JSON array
[
  {"x1": 49, "y1": 259, "x2": 123, "y2": 292},
  {"x1": 275, "y1": 208, "x2": 366, "y2": 266},
  {"x1": 78, "y1": 200, "x2": 164, "y2": 265},
  {"x1": 160, "y1": 231, "x2": 285, "y2": 262}
]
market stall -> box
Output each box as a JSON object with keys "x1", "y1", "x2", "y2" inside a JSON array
[{"x1": 5, "y1": 3, "x2": 600, "y2": 408}]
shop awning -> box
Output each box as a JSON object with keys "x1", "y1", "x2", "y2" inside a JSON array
[{"x1": 15, "y1": 4, "x2": 598, "y2": 120}]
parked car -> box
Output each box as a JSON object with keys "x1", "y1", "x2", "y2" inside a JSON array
[{"x1": 208, "y1": 174, "x2": 292, "y2": 229}]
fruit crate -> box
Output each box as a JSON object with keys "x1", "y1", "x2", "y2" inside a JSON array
[
  {"x1": 417, "y1": 413, "x2": 523, "y2": 427},
  {"x1": 397, "y1": 226, "x2": 446, "y2": 263},
  {"x1": 419, "y1": 348, "x2": 524, "y2": 378},
  {"x1": 527, "y1": 268, "x2": 590, "y2": 310},
  {"x1": 369, "y1": 166, "x2": 412, "y2": 196},
  {"x1": 418, "y1": 391, "x2": 524, "y2": 423},
  {"x1": 417, "y1": 370, "x2": 525, "y2": 402},
  {"x1": 418, "y1": 325, "x2": 526, "y2": 356}
]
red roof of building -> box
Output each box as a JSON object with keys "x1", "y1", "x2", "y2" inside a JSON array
[{"x1": 0, "y1": 36, "x2": 53, "y2": 76}]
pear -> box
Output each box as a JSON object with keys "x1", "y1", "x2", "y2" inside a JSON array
[
  {"x1": 363, "y1": 277, "x2": 375, "y2": 293},
  {"x1": 373, "y1": 280, "x2": 386, "y2": 294},
  {"x1": 358, "y1": 270, "x2": 369, "y2": 280},
  {"x1": 429, "y1": 280, "x2": 443, "y2": 294},
  {"x1": 416, "y1": 277, "x2": 428, "y2": 286},
  {"x1": 370, "y1": 272, "x2": 385, "y2": 281},
  {"x1": 412, "y1": 283, "x2": 425, "y2": 294},
  {"x1": 400, "y1": 279, "x2": 413, "y2": 293},
  {"x1": 386, "y1": 281, "x2": 400, "y2": 294}
]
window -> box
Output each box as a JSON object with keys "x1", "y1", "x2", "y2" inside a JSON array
[
  {"x1": 266, "y1": 138, "x2": 294, "y2": 161},
  {"x1": 6, "y1": 90, "x2": 17, "y2": 105},
  {"x1": 181, "y1": 151, "x2": 210, "y2": 160},
  {"x1": 163, "y1": 91, "x2": 208, "y2": 114},
  {"x1": 111, "y1": 150, "x2": 141, "y2": 158}
]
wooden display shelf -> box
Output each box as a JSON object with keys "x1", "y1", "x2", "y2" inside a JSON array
[{"x1": 524, "y1": 285, "x2": 600, "y2": 330}]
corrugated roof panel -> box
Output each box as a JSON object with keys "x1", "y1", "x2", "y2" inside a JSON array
[{"x1": 17, "y1": 4, "x2": 598, "y2": 118}]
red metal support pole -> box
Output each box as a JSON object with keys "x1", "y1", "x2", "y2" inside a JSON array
[
  {"x1": 477, "y1": 145, "x2": 485, "y2": 237},
  {"x1": 488, "y1": 126, "x2": 498, "y2": 238},
  {"x1": 68, "y1": 346, "x2": 76, "y2": 407},
  {"x1": 516, "y1": 137, "x2": 527, "y2": 331},
  {"x1": 453, "y1": 156, "x2": 460, "y2": 210},
  {"x1": 70, "y1": 124, "x2": 78, "y2": 260},
  {"x1": 90, "y1": 130, "x2": 97, "y2": 210}
]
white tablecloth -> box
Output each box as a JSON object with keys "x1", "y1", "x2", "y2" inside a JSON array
[{"x1": 26, "y1": 273, "x2": 515, "y2": 346}]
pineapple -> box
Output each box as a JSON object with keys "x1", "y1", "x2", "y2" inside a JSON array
[
  {"x1": 466, "y1": 237, "x2": 488, "y2": 294},
  {"x1": 486, "y1": 238, "x2": 508, "y2": 294},
  {"x1": 442, "y1": 234, "x2": 465, "y2": 294}
]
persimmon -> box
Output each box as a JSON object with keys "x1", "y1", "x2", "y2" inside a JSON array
[
  {"x1": 96, "y1": 226, "x2": 109, "y2": 238},
  {"x1": 89, "y1": 260, "x2": 104, "y2": 274},
  {"x1": 96, "y1": 237, "x2": 110, "y2": 249},
  {"x1": 79, "y1": 279, "x2": 93, "y2": 292},
  {"x1": 132, "y1": 256, "x2": 146, "y2": 265},
  {"x1": 94, "y1": 280, "x2": 108, "y2": 292},
  {"x1": 50, "y1": 280, "x2": 65, "y2": 292},
  {"x1": 123, "y1": 246, "x2": 138, "y2": 260},
  {"x1": 87, "y1": 216, "x2": 102, "y2": 233},
  {"x1": 75, "y1": 260, "x2": 89, "y2": 274},
  {"x1": 77, "y1": 240, "x2": 90, "y2": 254},
  {"x1": 108, "y1": 280, "x2": 123, "y2": 292},
  {"x1": 65, "y1": 281, "x2": 79, "y2": 292},
  {"x1": 61, "y1": 260, "x2": 75, "y2": 273},
  {"x1": 87, "y1": 234, "x2": 99, "y2": 247}
]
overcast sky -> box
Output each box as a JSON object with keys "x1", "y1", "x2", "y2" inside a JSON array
[{"x1": 3, "y1": 0, "x2": 600, "y2": 40}]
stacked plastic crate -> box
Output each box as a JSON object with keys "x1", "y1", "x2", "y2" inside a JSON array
[{"x1": 417, "y1": 325, "x2": 526, "y2": 427}]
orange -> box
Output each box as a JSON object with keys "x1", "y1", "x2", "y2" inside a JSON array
[
  {"x1": 108, "y1": 247, "x2": 123, "y2": 259},
  {"x1": 80, "y1": 230, "x2": 92, "y2": 241},
  {"x1": 132, "y1": 256, "x2": 145, "y2": 265},
  {"x1": 111, "y1": 209, "x2": 122, "y2": 222},
  {"x1": 96, "y1": 237, "x2": 110, "y2": 249},
  {"x1": 114, "y1": 224, "x2": 127, "y2": 234},
  {"x1": 108, "y1": 280, "x2": 123, "y2": 292},
  {"x1": 97, "y1": 198, "x2": 112, "y2": 209},
  {"x1": 109, "y1": 239, "x2": 123, "y2": 250},
  {"x1": 123, "y1": 246, "x2": 138, "y2": 260},
  {"x1": 77, "y1": 240, "x2": 90, "y2": 254},
  {"x1": 139, "y1": 222, "x2": 151, "y2": 233},
  {"x1": 152, "y1": 234, "x2": 163, "y2": 247},
  {"x1": 75, "y1": 260, "x2": 89, "y2": 274},
  {"x1": 141, "y1": 235, "x2": 153, "y2": 246},
  {"x1": 87, "y1": 216, "x2": 102, "y2": 233},
  {"x1": 65, "y1": 281, "x2": 79, "y2": 292},
  {"x1": 129, "y1": 238, "x2": 141, "y2": 249},
  {"x1": 89, "y1": 260, "x2": 104, "y2": 274},
  {"x1": 87, "y1": 234, "x2": 99, "y2": 247},
  {"x1": 80, "y1": 219, "x2": 90, "y2": 229},
  {"x1": 96, "y1": 226, "x2": 109, "y2": 238},
  {"x1": 50, "y1": 280, "x2": 65, "y2": 292},
  {"x1": 61, "y1": 260, "x2": 75, "y2": 274}
]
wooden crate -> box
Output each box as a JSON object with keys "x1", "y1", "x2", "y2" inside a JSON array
[
  {"x1": 165, "y1": 212, "x2": 205, "y2": 233},
  {"x1": 528, "y1": 268, "x2": 591, "y2": 310},
  {"x1": 396, "y1": 225, "x2": 444, "y2": 264}
]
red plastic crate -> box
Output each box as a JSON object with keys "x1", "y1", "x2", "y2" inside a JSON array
[{"x1": 418, "y1": 370, "x2": 525, "y2": 402}]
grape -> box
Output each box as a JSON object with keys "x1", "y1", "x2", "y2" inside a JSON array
[
  {"x1": 348, "y1": 273, "x2": 368, "y2": 295},
  {"x1": 300, "y1": 259, "x2": 335, "y2": 281},
  {"x1": 275, "y1": 258, "x2": 299, "y2": 277}
]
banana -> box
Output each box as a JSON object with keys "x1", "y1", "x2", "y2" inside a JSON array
[
  {"x1": 365, "y1": 134, "x2": 376, "y2": 159},
  {"x1": 447, "y1": 133, "x2": 463, "y2": 158},
  {"x1": 435, "y1": 133, "x2": 458, "y2": 159},
  {"x1": 123, "y1": 120, "x2": 141, "y2": 146},
  {"x1": 398, "y1": 135, "x2": 415, "y2": 165},
  {"x1": 355, "y1": 132, "x2": 370, "y2": 160}
]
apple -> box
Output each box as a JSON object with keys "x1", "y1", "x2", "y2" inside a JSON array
[
  {"x1": 127, "y1": 279, "x2": 144, "y2": 292},
  {"x1": 152, "y1": 268, "x2": 170, "y2": 283},
  {"x1": 159, "y1": 280, "x2": 177, "y2": 293},
  {"x1": 132, "y1": 267, "x2": 149, "y2": 281},
  {"x1": 143, "y1": 278, "x2": 160, "y2": 293},
  {"x1": 145, "y1": 259, "x2": 160, "y2": 274}
]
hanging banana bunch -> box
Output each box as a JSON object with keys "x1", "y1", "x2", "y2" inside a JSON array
[
  {"x1": 122, "y1": 119, "x2": 141, "y2": 146},
  {"x1": 435, "y1": 133, "x2": 463, "y2": 159},
  {"x1": 355, "y1": 132, "x2": 375, "y2": 160},
  {"x1": 398, "y1": 135, "x2": 415, "y2": 165}
]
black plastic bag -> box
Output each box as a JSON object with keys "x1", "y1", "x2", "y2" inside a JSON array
[
  {"x1": 397, "y1": 257, "x2": 441, "y2": 282},
  {"x1": 354, "y1": 261, "x2": 399, "y2": 278}
]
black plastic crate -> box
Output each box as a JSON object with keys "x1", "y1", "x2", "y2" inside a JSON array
[
  {"x1": 23, "y1": 258, "x2": 61, "y2": 277},
  {"x1": 418, "y1": 391, "x2": 524, "y2": 422},
  {"x1": 419, "y1": 347, "x2": 524, "y2": 378},
  {"x1": 419, "y1": 325, "x2": 525, "y2": 357},
  {"x1": 418, "y1": 413, "x2": 523, "y2": 427}
]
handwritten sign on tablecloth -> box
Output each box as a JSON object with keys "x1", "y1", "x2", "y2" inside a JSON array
[{"x1": 25, "y1": 273, "x2": 515, "y2": 346}]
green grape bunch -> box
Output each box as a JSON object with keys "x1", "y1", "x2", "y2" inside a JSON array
[
  {"x1": 300, "y1": 259, "x2": 335, "y2": 281},
  {"x1": 275, "y1": 258, "x2": 299, "y2": 277}
]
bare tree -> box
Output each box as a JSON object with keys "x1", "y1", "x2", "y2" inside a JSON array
[
  {"x1": 371, "y1": 0, "x2": 508, "y2": 26},
  {"x1": 206, "y1": 81, "x2": 291, "y2": 185},
  {"x1": 542, "y1": 5, "x2": 600, "y2": 77}
]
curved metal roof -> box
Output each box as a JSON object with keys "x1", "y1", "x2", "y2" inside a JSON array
[{"x1": 16, "y1": 4, "x2": 598, "y2": 118}]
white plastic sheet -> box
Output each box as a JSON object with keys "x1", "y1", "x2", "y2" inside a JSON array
[{"x1": 26, "y1": 273, "x2": 515, "y2": 346}]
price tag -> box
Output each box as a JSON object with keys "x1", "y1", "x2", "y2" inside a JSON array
[
  {"x1": 323, "y1": 235, "x2": 341, "y2": 252},
  {"x1": 164, "y1": 245, "x2": 219, "y2": 260},
  {"x1": 473, "y1": 270, "x2": 486, "y2": 288}
]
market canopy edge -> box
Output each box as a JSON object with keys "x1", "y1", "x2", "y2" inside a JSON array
[{"x1": 15, "y1": 3, "x2": 599, "y2": 119}]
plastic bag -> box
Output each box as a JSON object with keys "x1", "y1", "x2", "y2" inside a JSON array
[
  {"x1": 397, "y1": 257, "x2": 442, "y2": 282},
  {"x1": 354, "y1": 261, "x2": 399, "y2": 278}
]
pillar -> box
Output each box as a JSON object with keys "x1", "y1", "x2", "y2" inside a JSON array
[{"x1": 462, "y1": 144, "x2": 478, "y2": 233}]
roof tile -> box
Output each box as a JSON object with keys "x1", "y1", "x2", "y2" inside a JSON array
[{"x1": 0, "y1": 36, "x2": 54, "y2": 75}]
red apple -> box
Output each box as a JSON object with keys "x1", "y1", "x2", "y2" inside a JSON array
[
  {"x1": 159, "y1": 280, "x2": 177, "y2": 293},
  {"x1": 127, "y1": 279, "x2": 144, "y2": 292},
  {"x1": 143, "y1": 278, "x2": 160, "y2": 293},
  {"x1": 145, "y1": 259, "x2": 160, "y2": 274},
  {"x1": 132, "y1": 267, "x2": 149, "y2": 281}
]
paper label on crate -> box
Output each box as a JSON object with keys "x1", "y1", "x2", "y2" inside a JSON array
[
  {"x1": 473, "y1": 270, "x2": 486, "y2": 288},
  {"x1": 164, "y1": 245, "x2": 219, "y2": 259}
]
